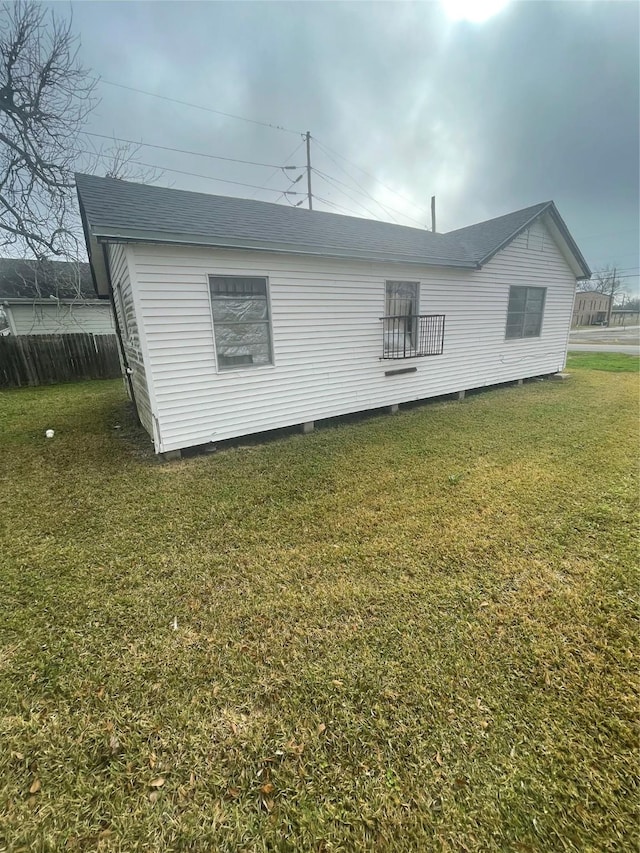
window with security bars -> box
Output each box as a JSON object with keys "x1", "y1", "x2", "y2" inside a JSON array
[
  {"x1": 505, "y1": 286, "x2": 546, "y2": 339},
  {"x1": 382, "y1": 281, "x2": 445, "y2": 358},
  {"x1": 209, "y1": 276, "x2": 273, "y2": 369}
]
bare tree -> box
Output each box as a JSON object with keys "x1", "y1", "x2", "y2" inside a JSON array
[
  {"x1": 84, "y1": 135, "x2": 164, "y2": 185},
  {"x1": 0, "y1": 1, "x2": 97, "y2": 259},
  {"x1": 577, "y1": 265, "x2": 625, "y2": 299}
]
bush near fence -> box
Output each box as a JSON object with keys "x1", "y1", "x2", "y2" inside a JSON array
[{"x1": 0, "y1": 333, "x2": 121, "y2": 387}]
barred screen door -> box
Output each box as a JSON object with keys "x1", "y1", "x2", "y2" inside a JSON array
[{"x1": 385, "y1": 281, "x2": 418, "y2": 355}]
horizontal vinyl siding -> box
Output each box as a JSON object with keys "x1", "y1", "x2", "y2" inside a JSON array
[
  {"x1": 130, "y1": 221, "x2": 576, "y2": 452},
  {"x1": 7, "y1": 302, "x2": 114, "y2": 335},
  {"x1": 108, "y1": 244, "x2": 154, "y2": 440}
]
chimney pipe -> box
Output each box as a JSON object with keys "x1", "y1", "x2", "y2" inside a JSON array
[{"x1": 431, "y1": 196, "x2": 436, "y2": 233}]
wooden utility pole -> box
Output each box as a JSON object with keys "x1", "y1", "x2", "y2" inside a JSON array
[
  {"x1": 607, "y1": 267, "x2": 616, "y2": 326},
  {"x1": 305, "y1": 131, "x2": 313, "y2": 210}
]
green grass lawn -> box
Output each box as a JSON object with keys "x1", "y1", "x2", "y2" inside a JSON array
[
  {"x1": 1, "y1": 358, "x2": 638, "y2": 852},
  {"x1": 566, "y1": 352, "x2": 639, "y2": 373}
]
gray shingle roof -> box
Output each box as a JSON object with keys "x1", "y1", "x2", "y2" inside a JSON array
[
  {"x1": 75, "y1": 174, "x2": 590, "y2": 277},
  {"x1": 446, "y1": 202, "x2": 551, "y2": 263},
  {"x1": 0, "y1": 258, "x2": 94, "y2": 300}
]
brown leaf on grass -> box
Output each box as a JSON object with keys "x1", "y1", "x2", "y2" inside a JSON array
[
  {"x1": 149, "y1": 753, "x2": 157, "y2": 769},
  {"x1": 109, "y1": 735, "x2": 121, "y2": 754},
  {"x1": 227, "y1": 787, "x2": 241, "y2": 799},
  {"x1": 149, "y1": 777, "x2": 165, "y2": 788},
  {"x1": 434, "y1": 752, "x2": 443, "y2": 767},
  {"x1": 331, "y1": 679, "x2": 343, "y2": 686},
  {"x1": 230, "y1": 721, "x2": 238, "y2": 736},
  {"x1": 96, "y1": 687, "x2": 105, "y2": 699},
  {"x1": 29, "y1": 778, "x2": 41, "y2": 794},
  {"x1": 261, "y1": 796, "x2": 275, "y2": 812},
  {"x1": 260, "y1": 782, "x2": 275, "y2": 795},
  {"x1": 317, "y1": 723, "x2": 327, "y2": 735},
  {"x1": 149, "y1": 791, "x2": 160, "y2": 804}
]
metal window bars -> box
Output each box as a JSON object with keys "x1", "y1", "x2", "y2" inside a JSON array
[{"x1": 381, "y1": 314, "x2": 445, "y2": 359}]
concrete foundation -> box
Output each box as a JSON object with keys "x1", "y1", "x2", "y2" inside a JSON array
[
  {"x1": 457, "y1": 390, "x2": 466, "y2": 401},
  {"x1": 302, "y1": 421, "x2": 314, "y2": 434},
  {"x1": 161, "y1": 449, "x2": 182, "y2": 461},
  {"x1": 388, "y1": 404, "x2": 399, "y2": 414}
]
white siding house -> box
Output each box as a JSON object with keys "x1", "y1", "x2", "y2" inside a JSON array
[
  {"x1": 0, "y1": 258, "x2": 114, "y2": 336},
  {"x1": 76, "y1": 175, "x2": 591, "y2": 457},
  {"x1": 3, "y1": 299, "x2": 114, "y2": 336}
]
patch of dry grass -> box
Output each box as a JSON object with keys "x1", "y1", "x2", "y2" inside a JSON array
[{"x1": 0, "y1": 361, "x2": 638, "y2": 851}]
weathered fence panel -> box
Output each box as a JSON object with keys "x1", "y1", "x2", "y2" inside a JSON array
[{"x1": 0, "y1": 333, "x2": 121, "y2": 388}]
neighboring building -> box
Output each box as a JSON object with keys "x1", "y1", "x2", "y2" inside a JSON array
[
  {"x1": 0, "y1": 258, "x2": 114, "y2": 336},
  {"x1": 76, "y1": 174, "x2": 591, "y2": 457},
  {"x1": 572, "y1": 290, "x2": 611, "y2": 328}
]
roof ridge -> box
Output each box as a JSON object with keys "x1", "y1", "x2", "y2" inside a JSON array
[
  {"x1": 444, "y1": 201, "x2": 551, "y2": 237},
  {"x1": 75, "y1": 172, "x2": 439, "y2": 238}
]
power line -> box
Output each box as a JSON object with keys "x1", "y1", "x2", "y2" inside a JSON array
[
  {"x1": 97, "y1": 78, "x2": 302, "y2": 135},
  {"x1": 579, "y1": 228, "x2": 640, "y2": 240},
  {"x1": 314, "y1": 194, "x2": 373, "y2": 219},
  {"x1": 81, "y1": 131, "x2": 303, "y2": 171},
  {"x1": 313, "y1": 170, "x2": 387, "y2": 221},
  {"x1": 588, "y1": 273, "x2": 640, "y2": 281},
  {"x1": 250, "y1": 140, "x2": 306, "y2": 200},
  {"x1": 73, "y1": 149, "x2": 306, "y2": 195},
  {"x1": 314, "y1": 167, "x2": 407, "y2": 224},
  {"x1": 591, "y1": 266, "x2": 640, "y2": 275},
  {"x1": 275, "y1": 168, "x2": 306, "y2": 205},
  {"x1": 314, "y1": 141, "x2": 425, "y2": 227},
  {"x1": 315, "y1": 137, "x2": 430, "y2": 215}
]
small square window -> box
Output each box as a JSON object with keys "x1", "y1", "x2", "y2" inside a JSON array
[{"x1": 505, "y1": 286, "x2": 546, "y2": 340}]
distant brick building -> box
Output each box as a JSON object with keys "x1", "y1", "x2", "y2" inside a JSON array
[{"x1": 572, "y1": 291, "x2": 611, "y2": 327}]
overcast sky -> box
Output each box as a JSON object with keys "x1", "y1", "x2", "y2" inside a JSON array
[{"x1": 66, "y1": 0, "x2": 639, "y2": 293}]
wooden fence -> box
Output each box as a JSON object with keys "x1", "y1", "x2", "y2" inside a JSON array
[{"x1": 0, "y1": 333, "x2": 121, "y2": 388}]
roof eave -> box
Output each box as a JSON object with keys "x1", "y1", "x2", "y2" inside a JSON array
[
  {"x1": 544, "y1": 204, "x2": 592, "y2": 279},
  {"x1": 91, "y1": 228, "x2": 476, "y2": 269},
  {"x1": 476, "y1": 203, "x2": 554, "y2": 268},
  {"x1": 476, "y1": 201, "x2": 591, "y2": 279},
  {"x1": 76, "y1": 188, "x2": 110, "y2": 298}
]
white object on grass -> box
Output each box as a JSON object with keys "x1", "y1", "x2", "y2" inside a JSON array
[
  {"x1": 171, "y1": 616, "x2": 178, "y2": 630},
  {"x1": 45, "y1": 429, "x2": 55, "y2": 439}
]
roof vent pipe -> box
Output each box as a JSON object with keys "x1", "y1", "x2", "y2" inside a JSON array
[{"x1": 431, "y1": 196, "x2": 436, "y2": 233}]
